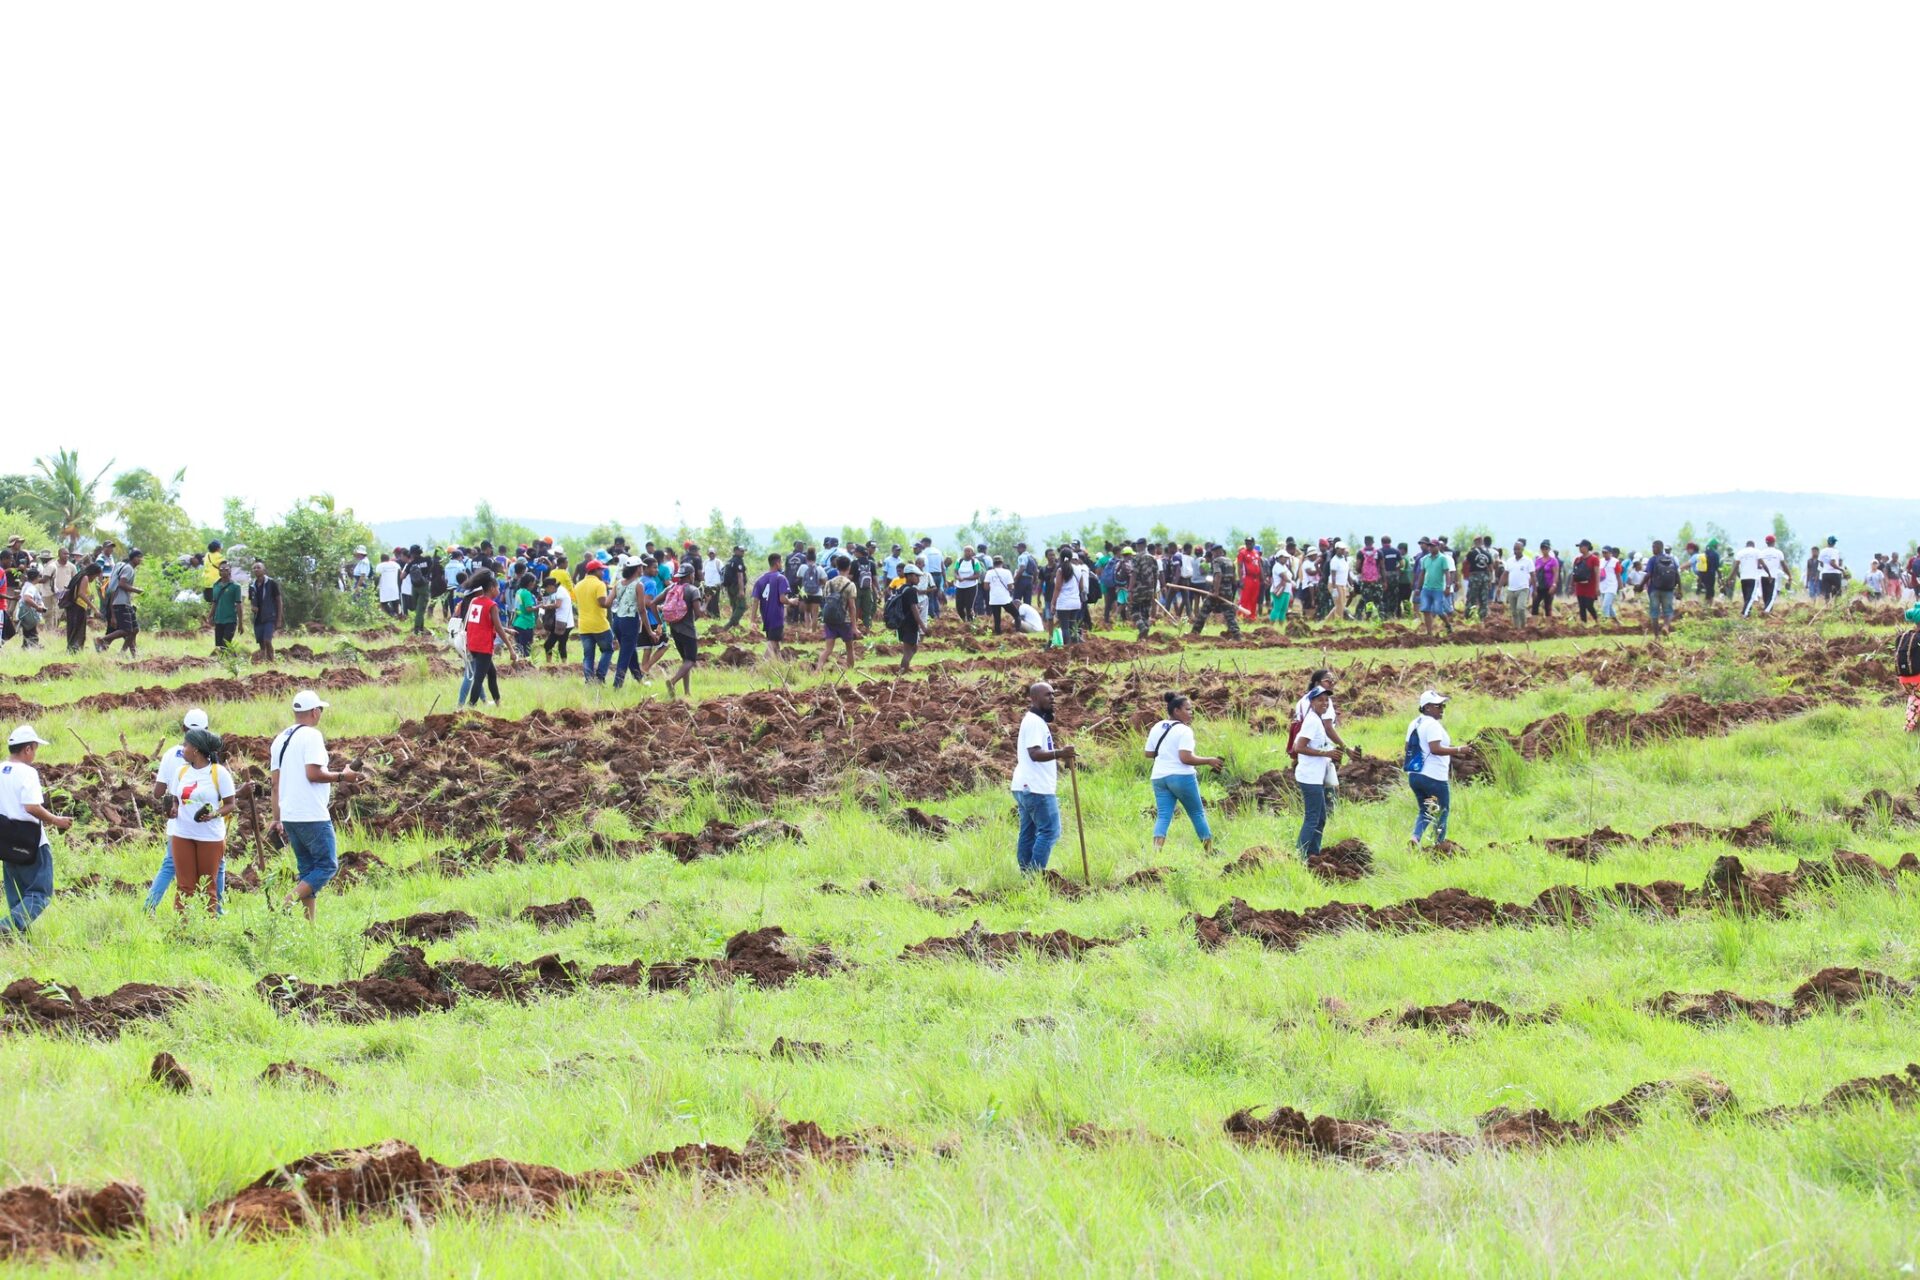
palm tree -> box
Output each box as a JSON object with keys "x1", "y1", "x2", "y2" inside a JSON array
[{"x1": 25, "y1": 449, "x2": 114, "y2": 549}]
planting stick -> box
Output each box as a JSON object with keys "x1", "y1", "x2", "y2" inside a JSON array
[{"x1": 1068, "y1": 755, "x2": 1090, "y2": 885}]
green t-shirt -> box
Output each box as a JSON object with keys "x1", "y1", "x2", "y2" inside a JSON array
[
  {"x1": 512, "y1": 587, "x2": 538, "y2": 630},
  {"x1": 1422, "y1": 553, "x2": 1453, "y2": 591},
  {"x1": 211, "y1": 580, "x2": 242, "y2": 624}
]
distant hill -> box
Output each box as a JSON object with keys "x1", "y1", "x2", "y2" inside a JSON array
[{"x1": 375, "y1": 493, "x2": 1913, "y2": 560}]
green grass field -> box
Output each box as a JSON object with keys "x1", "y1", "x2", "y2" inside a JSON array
[{"x1": 3, "y1": 603, "x2": 1918, "y2": 1277}]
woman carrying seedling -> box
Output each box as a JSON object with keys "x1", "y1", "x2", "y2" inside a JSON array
[
  {"x1": 166, "y1": 728, "x2": 236, "y2": 915},
  {"x1": 1144, "y1": 692, "x2": 1222, "y2": 853},
  {"x1": 1404, "y1": 690, "x2": 1470, "y2": 849}
]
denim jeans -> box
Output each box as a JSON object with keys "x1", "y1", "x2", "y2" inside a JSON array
[
  {"x1": 578, "y1": 630, "x2": 613, "y2": 682},
  {"x1": 145, "y1": 847, "x2": 227, "y2": 912},
  {"x1": 1152, "y1": 774, "x2": 1212, "y2": 841},
  {"x1": 1297, "y1": 783, "x2": 1329, "y2": 858},
  {"x1": 611, "y1": 615, "x2": 642, "y2": 686},
  {"x1": 927, "y1": 572, "x2": 944, "y2": 617},
  {"x1": 1, "y1": 842, "x2": 53, "y2": 933},
  {"x1": 1013, "y1": 789, "x2": 1061, "y2": 873},
  {"x1": 1409, "y1": 773, "x2": 1450, "y2": 844},
  {"x1": 284, "y1": 820, "x2": 338, "y2": 895}
]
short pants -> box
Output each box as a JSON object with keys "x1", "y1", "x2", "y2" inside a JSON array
[
  {"x1": 283, "y1": 820, "x2": 338, "y2": 894},
  {"x1": 824, "y1": 618, "x2": 854, "y2": 642},
  {"x1": 1418, "y1": 587, "x2": 1453, "y2": 615},
  {"x1": 1648, "y1": 589, "x2": 1675, "y2": 620}
]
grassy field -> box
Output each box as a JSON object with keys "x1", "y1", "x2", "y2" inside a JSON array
[{"x1": 2, "y1": 603, "x2": 1918, "y2": 1277}]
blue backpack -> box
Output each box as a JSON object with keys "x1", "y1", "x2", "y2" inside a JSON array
[{"x1": 1402, "y1": 722, "x2": 1426, "y2": 774}]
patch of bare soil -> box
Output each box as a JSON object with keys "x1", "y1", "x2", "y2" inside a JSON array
[
  {"x1": 364, "y1": 910, "x2": 478, "y2": 942},
  {"x1": 520, "y1": 898, "x2": 594, "y2": 929},
  {"x1": 0, "y1": 1180, "x2": 145, "y2": 1260},
  {"x1": 1649, "y1": 966, "x2": 1916, "y2": 1026},
  {"x1": 1307, "y1": 839, "x2": 1373, "y2": 882},
  {"x1": 901, "y1": 920, "x2": 1117, "y2": 962},
  {"x1": 149, "y1": 1052, "x2": 193, "y2": 1092},
  {"x1": 656, "y1": 819, "x2": 804, "y2": 863},
  {"x1": 261, "y1": 1061, "x2": 340, "y2": 1091},
  {"x1": 590, "y1": 927, "x2": 844, "y2": 992},
  {"x1": 0, "y1": 977, "x2": 190, "y2": 1038}
]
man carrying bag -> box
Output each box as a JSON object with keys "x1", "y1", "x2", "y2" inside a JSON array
[{"x1": 0, "y1": 724, "x2": 74, "y2": 936}]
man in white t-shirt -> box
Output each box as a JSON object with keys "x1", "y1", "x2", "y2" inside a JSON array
[
  {"x1": 1501, "y1": 542, "x2": 1533, "y2": 629},
  {"x1": 1818, "y1": 537, "x2": 1846, "y2": 609},
  {"x1": 1733, "y1": 540, "x2": 1766, "y2": 617},
  {"x1": 1011, "y1": 682, "x2": 1075, "y2": 874},
  {"x1": 0, "y1": 724, "x2": 71, "y2": 935},
  {"x1": 1405, "y1": 690, "x2": 1469, "y2": 849},
  {"x1": 269, "y1": 690, "x2": 364, "y2": 920},
  {"x1": 350, "y1": 546, "x2": 371, "y2": 593},
  {"x1": 1292, "y1": 688, "x2": 1340, "y2": 859},
  {"x1": 1598, "y1": 548, "x2": 1622, "y2": 621},
  {"x1": 144, "y1": 708, "x2": 226, "y2": 912},
  {"x1": 1756, "y1": 536, "x2": 1789, "y2": 615},
  {"x1": 375, "y1": 554, "x2": 403, "y2": 615},
  {"x1": 982, "y1": 557, "x2": 1016, "y2": 633}
]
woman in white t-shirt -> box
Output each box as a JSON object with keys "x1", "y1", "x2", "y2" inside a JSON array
[
  {"x1": 1293, "y1": 688, "x2": 1341, "y2": 858},
  {"x1": 1405, "y1": 691, "x2": 1469, "y2": 849},
  {"x1": 165, "y1": 729, "x2": 236, "y2": 915},
  {"x1": 541, "y1": 575, "x2": 574, "y2": 663},
  {"x1": 982, "y1": 557, "x2": 1016, "y2": 633},
  {"x1": 1269, "y1": 558, "x2": 1294, "y2": 622},
  {"x1": 1144, "y1": 692, "x2": 1223, "y2": 852}
]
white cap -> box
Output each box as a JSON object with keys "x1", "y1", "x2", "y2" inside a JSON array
[
  {"x1": 291, "y1": 690, "x2": 329, "y2": 712},
  {"x1": 902, "y1": 563, "x2": 923, "y2": 576},
  {"x1": 354, "y1": 545, "x2": 368, "y2": 555},
  {"x1": 7, "y1": 724, "x2": 49, "y2": 748},
  {"x1": 1418, "y1": 689, "x2": 1450, "y2": 707},
  {"x1": 182, "y1": 708, "x2": 209, "y2": 730},
  {"x1": 619, "y1": 555, "x2": 641, "y2": 570}
]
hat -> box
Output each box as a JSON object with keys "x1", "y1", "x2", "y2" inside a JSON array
[
  {"x1": 582, "y1": 558, "x2": 605, "y2": 573},
  {"x1": 291, "y1": 690, "x2": 329, "y2": 712},
  {"x1": 1765, "y1": 535, "x2": 1776, "y2": 545},
  {"x1": 354, "y1": 546, "x2": 368, "y2": 555},
  {"x1": 618, "y1": 555, "x2": 641, "y2": 570},
  {"x1": 7, "y1": 724, "x2": 48, "y2": 748},
  {"x1": 182, "y1": 708, "x2": 209, "y2": 731},
  {"x1": 1827, "y1": 536, "x2": 1837, "y2": 546},
  {"x1": 1306, "y1": 685, "x2": 1331, "y2": 702},
  {"x1": 902, "y1": 564, "x2": 923, "y2": 577},
  {"x1": 1418, "y1": 689, "x2": 1450, "y2": 707},
  {"x1": 1578, "y1": 539, "x2": 1592, "y2": 549},
  {"x1": 5, "y1": 535, "x2": 21, "y2": 544}
]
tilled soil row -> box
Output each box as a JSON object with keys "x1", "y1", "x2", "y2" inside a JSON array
[
  {"x1": 0, "y1": 977, "x2": 191, "y2": 1039},
  {"x1": 1226, "y1": 1061, "x2": 1920, "y2": 1168},
  {"x1": 2, "y1": 1119, "x2": 887, "y2": 1258},
  {"x1": 258, "y1": 927, "x2": 845, "y2": 1023},
  {"x1": 1194, "y1": 850, "x2": 1918, "y2": 953}
]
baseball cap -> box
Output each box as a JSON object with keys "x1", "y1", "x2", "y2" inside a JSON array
[
  {"x1": 1306, "y1": 686, "x2": 1330, "y2": 701},
  {"x1": 182, "y1": 709, "x2": 209, "y2": 731},
  {"x1": 1418, "y1": 689, "x2": 1450, "y2": 707},
  {"x1": 582, "y1": 558, "x2": 605, "y2": 572},
  {"x1": 7, "y1": 725, "x2": 49, "y2": 748},
  {"x1": 902, "y1": 563, "x2": 923, "y2": 576},
  {"x1": 291, "y1": 690, "x2": 329, "y2": 712},
  {"x1": 1765, "y1": 535, "x2": 1776, "y2": 544}
]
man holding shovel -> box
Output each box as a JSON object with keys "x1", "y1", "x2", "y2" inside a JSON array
[{"x1": 1012, "y1": 681, "x2": 1075, "y2": 874}]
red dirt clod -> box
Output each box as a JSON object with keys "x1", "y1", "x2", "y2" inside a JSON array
[
  {"x1": 520, "y1": 898, "x2": 595, "y2": 929},
  {"x1": 0, "y1": 977, "x2": 190, "y2": 1038},
  {"x1": 149, "y1": 1051, "x2": 193, "y2": 1093},
  {"x1": 901, "y1": 920, "x2": 1115, "y2": 963},
  {"x1": 1307, "y1": 838, "x2": 1374, "y2": 882},
  {"x1": 260, "y1": 1061, "x2": 340, "y2": 1091},
  {"x1": 364, "y1": 910, "x2": 478, "y2": 942},
  {"x1": 0, "y1": 1181, "x2": 146, "y2": 1260}
]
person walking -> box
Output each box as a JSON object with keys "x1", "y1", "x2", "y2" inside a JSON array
[
  {"x1": 1404, "y1": 691, "x2": 1469, "y2": 849},
  {"x1": 96, "y1": 548, "x2": 144, "y2": 656},
  {"x1": 1643, "y1": 540, "x2": 1681, "y2": 637},
  {"x1": 269, "y1": 691, "x2": 362, "y2": 921},
  {"x1": 1012, "y1": 681, "x2": 1074, "y2": 874},
  {"x1": 1293, "y1": 688, "x2": 1340, "y2": 859},
  {"x1": 508, "y1": 571, "x2": 539, "y2": 659},
  {"x1": 1529, "y1": 541, "x2": 1557, "y2": 619},
  {"x1": 1818, "y1": 537, "x2": 1847, "y2": 608},
  {"x1": 62, "y1": 560, "x2": 101, "y2": 654},
  {"x1": 208, "y1": 563, "x2": 243, "y2": 651},
  {"x1": 1144, "y1": 692, "x2": 1221, "y2": 853},
  {"x1": 1416, "y1": 538, "x2": 1456, "y2": 638},
  {"x1": 983, "y1": 555, "x2": 1015, "y2": 634},
  {"x1": 1570, "y1": 540, "x2": 1601, "y2": 623},
  {"x1": 610, "y1": 560, "x2": 649, "y2": 689},
  {"x1": 0, "y1": 725, "x2": 71, "y2": 936},
  {"x1": 162, "y1": 729, "x2": 235, "y2": 916},
  {"x1": 751, "y1": 553, "x2": 791, "y2": 662},
  {"x1": 1758, "y1": 535, "x2": 1789, "y2": 614},
  {"x1": 1500, "y1": 540, "x2": 1532, "y2": 628},
  {"x1": 247, "y1": 560, "x2": 282, "y2": 659},
  {"x1": 658, "y1": 564, "x2": 703, "y2": 699},
  {"x1": 573, "y1": 559, "x2": 614, "y2": 683},
  {"x1": 1050, "y1": 548, "x2": 1084, "y2": 645},
  {"x1": 144, "y1": 709, "x2": 227, "y2": 913},
  {"x1": 888, "y1": 563, "x2": 924, "y2": 673},
  {"x1": 1463, "y1": 538, "x2": 1496, "y2": 622},
  {"x1": 952, "y1": 546, "x2": 982, "y2": 625},
  {"x1": 1268, "y1": 553, "x2": 1294, "y2": 622},
  {"x1": 541, "y1": 574, "x2": 574, "y2": 663},
  {"x1": 722, "y1": 545, "x2": 750, "y2": 629},
  {"x1": 1129, "y1": 539, "x2": 1159, "y2": 639},
  {"x1": 817, "y1": 554, "x2": 860, "y2": 673},
  {"x1": 13, "y1": 569, "x2": 44, "y2": 650},
  {"x1": 461, "y1": 570, "x2": 517, "y2": 706}
]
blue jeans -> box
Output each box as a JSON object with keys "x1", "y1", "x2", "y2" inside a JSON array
[
  {"x1": 1410, "y1": 773, "x2": 1450, "y2": 844},
  {"x1": 1013, "y1": 790, "x2": 1060, "y2": 873},
  {"x1": 611, "y1": 615, "x2": 642, "y2": 686},
  {"x1": 1, "y1": 842, "x2": 53, "y2": 933},
  {"x1": 145, "y1": 847, "x2": 227, "y2": 912},
  {"x1": 1152, "y1": 774, "x2": 1212, "y2": 841},
  {"x1": 1297, "y1": 783, "x2": 1329, "y2": 858},
  {"x1": 927, "y1": 572, "x2": 944, "y2": 617},
  {"x1": 284, "y1": 821, "x2": 338, "y2": 895},
  {"x1": 457, "y1": 654, "x2": 474, "y2": 705},
  {"x1": 579, "y1": 630, "x2": 613, "y2": 682}
]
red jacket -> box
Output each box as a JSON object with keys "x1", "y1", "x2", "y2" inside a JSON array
[{"x1": 1572, "y1": 554, "x2": 1601, "y2": 599}]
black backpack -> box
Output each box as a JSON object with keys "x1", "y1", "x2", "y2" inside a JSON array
[
  {"x1": 883, "y1": 588, "x2": 912, "y2": 632},
  {"x1": 1084, "y1": 570, "x2": 1102, "y2": 604},
  {"x1": 1468, "y1": 547, "x2": 1493, "y2": 573},
  {"x1": 1898, "y1": 630, "x2": 1920, "y2": 679},
  {"x1": 1570, "y1": 556, "x2": 1593, "y2": 584},
  {"x1": 822, "y1": 583, "x2": 849, "y2": 629}
]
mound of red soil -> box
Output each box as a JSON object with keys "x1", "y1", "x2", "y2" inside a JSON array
[
  {"x1": 1367, "y1": 999, "x2": 1516, "y2": 1032},
  {"x1": 893, "y1": 806, "x2": 964, "y2": 836},
  {"x1": 1223, "y1": 846, "x2": 1275, "y2": 875},
  {"x1": 261, "y1": 1061, "x2": 340, "y2": 1091},
  {"x1": 149, "y1": 1052, "x2": 193, "y2": 1093},
  {"x1": 1650, "y1": 966, "x2": 1916, "y2": 1026},
  {"x1": 1542, "y1": 827, "x2": 1635, "y2": 862},
  {"x1": 0, "y1": 1181, "x2": 145, "y2": 1260},
  {"x1": 656, "y1": 819, "x2": 804, "y2": 863},
  {"x1": 520, "y1": 898, "x2": 594, "y2": 929},
  {"x1": 630, "y1": 1119, "x2": 882, "y2": 1181},
  {"x1": 1307, "y1": 839, "x2": 1373, "y2": 882},
  {"x1": 0, "y1": 977, "x2": 189, "y2": 1038},
  {"x1": 364, "y1": 910, "x2": 478, "y2": 942},
  {"x1": 767, "y1": 1037, "x2": 831, "y2": 1061},
  {"x1": 592, "y1": 927, "x2": 842, "y2": 992},
  {"x1": 901, "y1": 920, "x2": 1115, "y2": 962}
]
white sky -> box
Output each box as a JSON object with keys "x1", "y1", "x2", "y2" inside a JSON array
[{"x1": 3, "y1": 3, "x2": 1914, "y2": 529}]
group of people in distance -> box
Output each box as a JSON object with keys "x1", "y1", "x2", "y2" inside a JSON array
[
  {"x1": 0, "y1": 690, "x2": 361, "y2": 936},
  {"x1": 1005, "y1": 669, "x2": 1475, "y2": 877}
]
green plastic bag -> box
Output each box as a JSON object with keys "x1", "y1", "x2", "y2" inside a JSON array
[{"x1": 1048, "y1": 626, "x2": 1064, "y2": 648}]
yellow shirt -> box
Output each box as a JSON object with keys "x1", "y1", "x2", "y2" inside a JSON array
[
  {"x1": 572, "y1": 575, "x2": 610, "y2": 634},
  {"x1": 549, "y1": 567, "x2": 574, "y2": 594},
  {"x1": 201, "y1": 551, "x2": 223, "y2": 588}
]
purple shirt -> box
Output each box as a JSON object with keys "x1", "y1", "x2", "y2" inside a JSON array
[
  {"x1": 753, "y1": 571, "x2": 790, "y2": 628},
  {"x1": 1534, "y1": 555, "x2": 1557, "y2": 591}
]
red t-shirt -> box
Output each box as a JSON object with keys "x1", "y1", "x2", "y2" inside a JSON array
[
  {"x1": 464, "y1": 595, "x2": 499, "y2": 654},
  {"x1": 1573, "y1": 554, "x2": 1601, "y2": 598}
]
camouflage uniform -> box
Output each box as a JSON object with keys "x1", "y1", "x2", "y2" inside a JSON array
[
  {"x1": 1355, "y1": 572, "x2": 1383, "y2": 620},
  {"x1": 1463, "y1": 546, "x2": 1494, "y2": 621},
  {"x1": 1130, "y1": 550, "x2": 1159, "y2": 638},
  {"x1": 1191, "y1": 552, "x2": 1242, "y2": 636}
]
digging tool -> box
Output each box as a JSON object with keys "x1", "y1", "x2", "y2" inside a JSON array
[
  {"x1": 1068, "y1": 753, "x2": 1090, "y2": 886},
  {"x1": 67, "y1": 727, "x2": 97, "y2": 758}
]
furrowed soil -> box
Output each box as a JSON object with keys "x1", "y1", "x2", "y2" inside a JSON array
[{"x1": 6, "y1": 608, "x2": 1920, "y2": 1277}]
